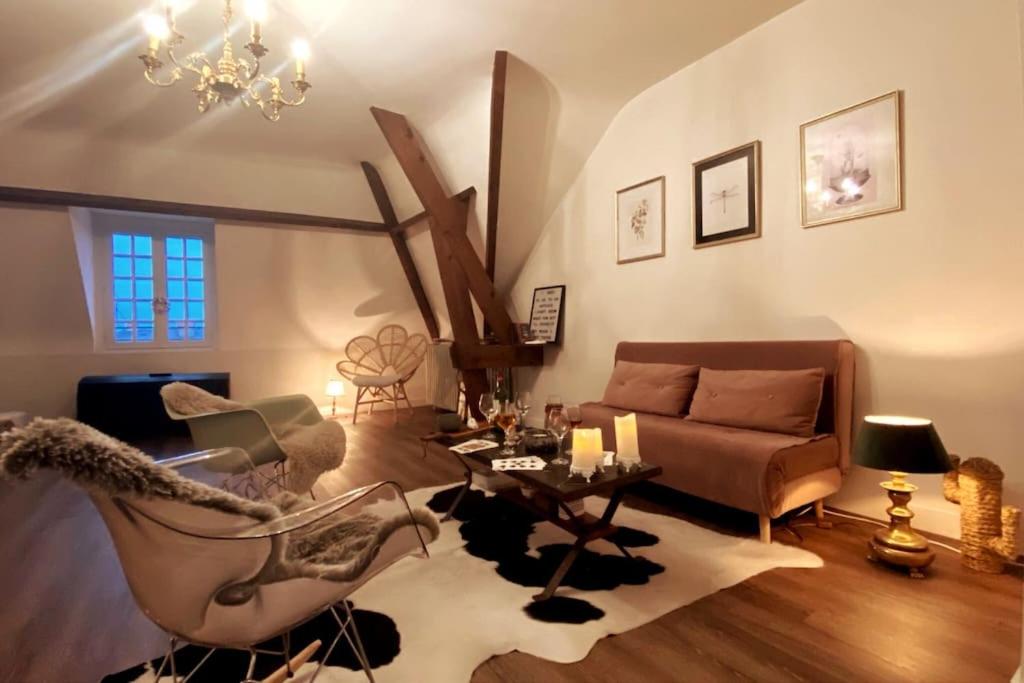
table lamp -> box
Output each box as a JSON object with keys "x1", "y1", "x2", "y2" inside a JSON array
[
  {"x1": 853, "y1": 415, "x2": 951, "y2": 578},
  {"x1": 325, "y1": 379, "x2": 345, "y2": 416}
]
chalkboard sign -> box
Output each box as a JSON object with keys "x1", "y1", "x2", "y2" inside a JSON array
[{"x1": 528, "y1": 285, "x2": 565, "y2": 344}]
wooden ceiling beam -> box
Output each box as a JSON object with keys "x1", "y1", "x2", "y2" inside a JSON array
[
  {"x1": 0, "y1": 185, "x2": 390, "y2": 234},
  {"x1": 360, "y1": 162, "x2": 441, "y2": 340},
  {"x1": 389, "y1": 187, "x2": 477, "y2": 234},
  {"x1": 485, "y1": 50, "x2": 508, "y2": 281},
  {"x1": 370, "y1": 106, "x2": 516, "y2": 345}
]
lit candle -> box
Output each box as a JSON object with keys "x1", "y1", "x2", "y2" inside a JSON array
[
  {"x1": 246, "y1": 0, "x2": 267, "y2": 41},
  {"x1": 614, "y1": 413, "x2": 640, "y2": 466},
  {"x1": 572, "y1": 428, "x2": 603, "y2": 474},
  {"x1": 143, "y1": 13, "x2": 170, "y2": 54},
  {"x1": 291, "y1": 39, "x2": 311, "y2": 81}
]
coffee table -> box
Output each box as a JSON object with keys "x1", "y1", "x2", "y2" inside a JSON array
[{"x1": 433, "y1": 430, "x2": 662, "y2": 601}]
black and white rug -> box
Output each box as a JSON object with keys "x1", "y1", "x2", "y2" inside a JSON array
[{"x1": 106, "y1": 483, "x2": 821, "y2": 682}]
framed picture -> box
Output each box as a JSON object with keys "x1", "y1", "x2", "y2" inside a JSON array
[
  {"x1": 693, "y1": 140, "x2": 761, "y2": 248},
  {"x1": 615, "y1": 176, "x2": 665, "y2": 264},
  {"x1": 800, "y1": 90, "x2": 903, "y2": 228},
  {"x1": 528, "y1": 285, "x2": 565, "y2": 344}
]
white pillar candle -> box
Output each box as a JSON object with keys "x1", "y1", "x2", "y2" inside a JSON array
[
  {"x1": 614, "y1": 413, "x2": 641, "y2": 465},
  {"x1": 572, "y1": 428, "x2": 601, "y2": 472}
]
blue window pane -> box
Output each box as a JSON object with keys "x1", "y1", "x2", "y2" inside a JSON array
[
  {"x1": 112, "y1": 234, "x2": 132, "y2": 255},
  {"x1": 134, "y1": 257, "x2": 153, "y2": 278},
  {"x1": 167, "y1": 259, "x2": 184, "y2": 278},
  {"x1": 167, "y1": 280, "x2": 185, "y2": 300},
  {"x1": 185, "y1": 259, "x2": 203, "y2": 278},
  {"x1": 136, "y1": 279, "x2": 154, "y2": 300},
  {"x1": 169, "y1": 301, "x2": 185, "y2": 321},
  {"x1": 187, "y1": 301, "x2": 205, "y2": 321},
  {"x1": 133, "y1": 235, "x2": 152, "y2": 256},
  {"x1": 135, "y1": 301, "x2": 154, "y2": 321},
  {"x1": 168, "y1": 324, "x2": 185, "y2": 342},
  {"x1": 114, "y1": 256, "x2": 132, "y2": 277},
  {"x1": 187, "y1": 324, "x2": 205, "y2": 341},
  {"x1": 167, "y1": 237, "x2": 184, "y2": 258},
  {"x1": 113, "y1": 278, "x2": 132, "y2": 300},
  {"x1": 115, "y1": 301, "x2": 133, "y2": 321},
  {"x1": 136, "y1": 324, "x2": 154, "y2": 342},
  {"x1": 114, "y1": 323, "x2": 133, "y2": 342},
  {"x1": 186, "y1": 280, "x2": 204, "y2": 300},
  {"x1": 185, "y1": 239, "x2": 203, "y2": 258}
]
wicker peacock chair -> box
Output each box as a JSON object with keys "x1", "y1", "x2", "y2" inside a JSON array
[{"x1": 336, "y1": 324, "x2": 428, "y2": 425}]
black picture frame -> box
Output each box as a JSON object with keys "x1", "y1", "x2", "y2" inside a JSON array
[
  {"x1": 693, "y1": 140, "x2": 761, "y2": 248},
  {"x1": 528, "y1": 285, "x2": 565, "y2": 344}
]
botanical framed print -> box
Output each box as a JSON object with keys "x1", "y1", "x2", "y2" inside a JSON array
[
  {"x1": 693, "y1": 141, "x2": 761, "y2": 248},
  {"x1": 615, "y1": 176, "x2": 665, "y2": 264},
  {"x1": 800, "y1": 90, "x2": 903, "y2": 228}
]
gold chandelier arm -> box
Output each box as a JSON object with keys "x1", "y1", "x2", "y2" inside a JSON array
[
  {"x1": 237, "y1": 54, "x2": 261, "y2": 82},
  {"x1": 168, "y1": 49, "x2": 210, "y2": 78},
  {"x1": 144, "y1": 67, "x2": 183, "y2": 88}
]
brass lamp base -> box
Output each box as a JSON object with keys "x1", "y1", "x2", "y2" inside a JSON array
[{"x1": 866, "y1": 472, "x2": 935, "y2": 578}]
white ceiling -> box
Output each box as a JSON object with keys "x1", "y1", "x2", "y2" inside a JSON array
[{"x1": 0, "y1": 0, "x2": 801, "y2": 167}]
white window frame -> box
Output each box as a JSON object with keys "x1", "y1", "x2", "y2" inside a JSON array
[{"x1": 92, "y1": 210, "x2": 217, "y2": 351}]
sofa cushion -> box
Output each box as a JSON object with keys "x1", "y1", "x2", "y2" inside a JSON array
[
  {"x1": 581, "y1": 402, "x2": 838, "y2": 516},
  {"x1": 601, "y1": 361, "x2": 700, "y2": 417},
  {"x1": 686, "y1": 368, "x2": 825, "y2": 437}
]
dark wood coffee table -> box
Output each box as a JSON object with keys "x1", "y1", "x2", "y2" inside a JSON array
[{"x1": 432, "y1": 430, "x2": 662, "y2": 601}]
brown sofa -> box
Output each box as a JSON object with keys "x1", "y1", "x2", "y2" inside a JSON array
[{"x1": 581, "y1": 340, "x2": 855, "y2": 543}]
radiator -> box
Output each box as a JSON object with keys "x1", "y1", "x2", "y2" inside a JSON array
[{"x1": 425, "y1": 341, "x2": 461, "y2": 412}]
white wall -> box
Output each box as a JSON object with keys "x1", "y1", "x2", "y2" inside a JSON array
[
  {"x1": 0, "y1": 130, "x2": 430, "y2": 417},
  {"x1": 509, "y1": 0, "x2": 1024, "y2": 538}
]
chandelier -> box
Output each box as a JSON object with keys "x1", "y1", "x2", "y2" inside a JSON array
[{"x1": 139, "y1": 0, "x2": 311, "y2": 121}]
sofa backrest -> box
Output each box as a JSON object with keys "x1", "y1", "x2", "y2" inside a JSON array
[{"x1": 614, "y1": 340, "x2": 856, "y2": 472}]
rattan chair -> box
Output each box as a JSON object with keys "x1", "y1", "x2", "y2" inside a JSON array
[{"x1": 337, "y1": 325, "x2": 428, "y2": 425}]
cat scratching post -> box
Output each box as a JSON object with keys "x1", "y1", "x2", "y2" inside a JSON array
[{"x1": 943, "y1": 456, "x2": 1020, "y2": 573}]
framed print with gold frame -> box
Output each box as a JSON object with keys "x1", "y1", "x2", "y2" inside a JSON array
[
  {"x1": 693, "y1": 140, "x2": 761, "y2": 249},
  {"x1": 615, "y1": 176, "x2": 665, "y2": 264},
  {"x1": 800, "y1": 90, "x2": 903, "y2": 228}
]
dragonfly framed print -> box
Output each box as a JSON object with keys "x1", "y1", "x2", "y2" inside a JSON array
[
  {"x1": 615, "y1": 176, "x2": 665, "y2": 264},
  {"x1": 693, "y1": 140, "x2": 761, "y2": 248},
  {"x1": 800, "y1": 91, "x2": 902, "y2": 228}
]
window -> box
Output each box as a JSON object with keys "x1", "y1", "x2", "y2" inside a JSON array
[{"x1": 94, "y1": 212, "x2": 215, "y2": 349}]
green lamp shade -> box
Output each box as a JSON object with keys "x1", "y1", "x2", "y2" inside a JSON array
[{"x1": 852, "y1": 416, "x2": 951, "y2": 474}]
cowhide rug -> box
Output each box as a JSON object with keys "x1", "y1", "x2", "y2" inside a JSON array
[{"x1": 105, "y1": 483, "x2": 822, "y2": 682}]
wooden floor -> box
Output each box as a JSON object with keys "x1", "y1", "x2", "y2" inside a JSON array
[{"x1": 0, "y1": 407, "x2": 1019, "y2": 682}]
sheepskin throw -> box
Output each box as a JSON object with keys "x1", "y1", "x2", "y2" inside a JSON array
[
  {"x1": 160, "y1": 382, "x2": 346, "y2": 493},
  {"x1": 160, "y1": 381, "x2": 244, "y2": 415},
  {"x1": 0, "y1": 418, "x2": 439, "y2": 585}
]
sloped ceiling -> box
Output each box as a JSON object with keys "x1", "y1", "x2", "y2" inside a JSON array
[{"x1": 0, "y1": 0, "x2": 801, "y2": 292}]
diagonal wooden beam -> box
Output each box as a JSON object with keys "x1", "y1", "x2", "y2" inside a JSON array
[
  {"x1": 0, "y1": 185, "x2": 390, "y2": 233},
  {"x1": 370, "y1": 106, "x2": 515, "y2": 344},
  {"x1": 485, "y1": 50, "x2": 508, "y2": 281},
  {"x1": 390, "y1": 187, "x2": 477, "y2": 234},
  {"x1": 360, "y1": 161, "x2": 440, "y2": 340}
]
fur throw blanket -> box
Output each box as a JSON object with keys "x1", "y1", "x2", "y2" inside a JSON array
[
  {"x1": 161, "y1": 382, "x2": 345, "y2": 493},
  {"x1": 0, "y1": 419, "x2": 439, "y2": 588}
]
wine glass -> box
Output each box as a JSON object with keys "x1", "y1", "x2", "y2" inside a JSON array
[
  {"x1": 515, "y1": 391, "x2": 532, "y2": 426},
  {"x1": 496, "y1": 400, "x2": 519, "y2": 456},
  {"x1": 544, "y1": 394, "x2": 563, "y2": 429},
  {"x1": 566, "y1": 404, "x2": 583, "y2": 429},
  {"x1": 478, "y1": 393, "x2": 497, "y2": 427},
  {"x1": 548, "y1": 407, "x2": 571, "y2": 465}
]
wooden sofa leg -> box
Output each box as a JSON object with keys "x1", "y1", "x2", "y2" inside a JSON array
[
  {"x1": 759, "y1": 515, "x2": 771, "y2": 544},
  {"x1": 814, "y1": 499, "x2": 833, "y2": 529}
]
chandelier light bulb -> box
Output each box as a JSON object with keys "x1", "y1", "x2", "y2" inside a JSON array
[
  {"x1": 245, "y1": 0, "x2": 268, "y2": 23},
  {"x1": 291, "y1": 39, "x2": 311, "y2": 61},
  {"x1": 143, "y1": 13, "x2": 171, "y2": 40}
]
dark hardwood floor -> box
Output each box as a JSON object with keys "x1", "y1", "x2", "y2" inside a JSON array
[{"x1": 0, "y1": 407, "x2": 1019, "y2": 682}]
